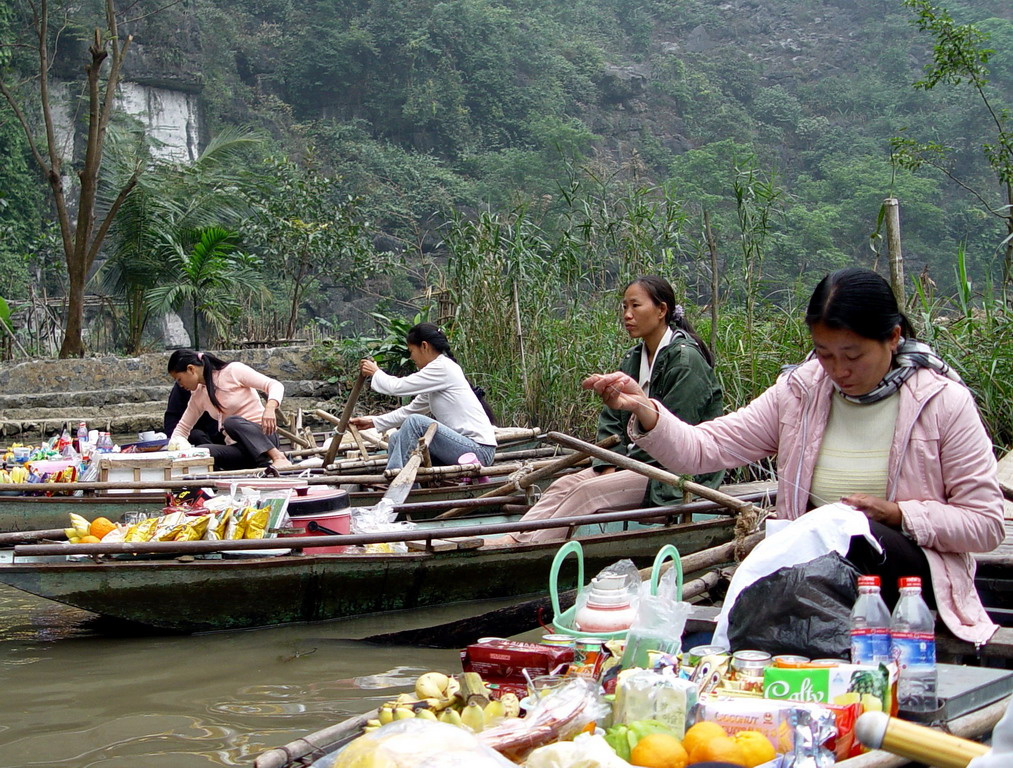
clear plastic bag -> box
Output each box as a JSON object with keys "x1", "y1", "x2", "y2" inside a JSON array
[
  {"x1": 350, "y1": 498, "x2": 416, "y2": 554},
  {"x1": 611, "y1": 667, "x2": 698, "y2": 738},
  {"x1": 523, "y1": 732, "x2": 632, "y2": 768},
  {"x1": 619, "y1": 591, "x2": 691, "y2": 670},
  {"x1": 478, "y1": 676, "x2": 610, "y2": 762},
  {"x1": 319, "y1": 718, "x2": 514, "y2": 768}
]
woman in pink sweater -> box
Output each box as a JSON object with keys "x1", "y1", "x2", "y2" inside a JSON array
[
  {"x1": 167, "y1": 349, "x2": 292, "y2": 471},
  {"x1": 585, "y1": 268, "x2": 1004, "y2": 644}
]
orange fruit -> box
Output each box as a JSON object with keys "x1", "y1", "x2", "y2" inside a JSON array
[
  {"x1": 688, "y1": 735, "x2": 748, "y2": 766},
  {"x1": 79, "y1": 535, "x2": 101, "y2": 544},
  {"x1": 629, "y1": 733, "x2": 689, "y2": 768},
  {"x1": 681, "y1": 721, "x2": 728, "y2": 758},
  {"x1": 732, "y1": 730, "x2": 776, "y2": 767},
  {"x1": 89, "y1": 517, "x2": 116, "y2": 538}
]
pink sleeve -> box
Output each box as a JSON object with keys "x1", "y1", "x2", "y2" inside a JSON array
[
  {"x1": 633, "y1": 380, "x2": 784, "y2": 474},
  {"x1": 230, "y1": 363, "x2": 285, "y2": 405},
  {"x1": 170, "y1": 394, "x2": 205, "y2": 440},
  {"x1": 900, "y1": 387, "x2": 1005, "y2": 553}
]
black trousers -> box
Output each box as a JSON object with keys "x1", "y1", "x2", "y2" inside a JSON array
[
  {"x1": 202, "y1": 415, "x2": 279, "y2": 471},
  {"x1": 847, "y1": 520, "x2": 936, "y2": 610}
]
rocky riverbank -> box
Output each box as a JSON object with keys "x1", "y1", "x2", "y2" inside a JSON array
[{"x1": 0, "y1": 347, "x2": 342, "y2": 437}]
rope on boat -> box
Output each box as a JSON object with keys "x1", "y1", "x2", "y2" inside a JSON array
[{"x1": 732, "y1": 501, "x2": 773, "y2": 562}]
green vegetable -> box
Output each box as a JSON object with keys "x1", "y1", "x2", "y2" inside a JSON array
[{"x1": 604, "y1": 719, "x2": 678, "y2": 760}]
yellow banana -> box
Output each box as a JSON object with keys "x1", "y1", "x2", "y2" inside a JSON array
[
  {"x1": 393, "y1": 707, "x2": 415, "y2": 720},
  {"x1": 483, "y1": 699, "x2": 505, "y2": 725},
  {"x1": 438, "y1": 708, "x2": 463, "y2": 727},
  {"x1": 415, "y1": 708, "x2": 437, "y2": 721},
  {"x1": 461, "y1": 702, "x2": 485, "y2": 732},
  {"x1": 69, "y1": 513, "x2": 91, "y2": 537},
  {"x1": 378, "y1": 706, "x2": 395, "y2": 725},
  {"x1": 365, "y1": 719, "x2": 382, "y2": 728},
  {"x1": 414, "y1": 672, "x2": 451, "y2": 700}
]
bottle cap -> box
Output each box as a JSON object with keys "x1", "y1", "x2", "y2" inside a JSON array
[
  {"x1": 857, "y1": 575, "x2": 881, "y2": 587},
  {"x1": 898, "y1": 576, "x2": 922, "y2": 589}
]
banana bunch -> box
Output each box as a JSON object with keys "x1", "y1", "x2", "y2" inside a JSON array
[
  {"x1": 363, "y1": 672, "x2": 521, "y2": 734},
  {"x1": 64, "y1": 513, "x2": 92, "y2": 544},
  {"x1": 0, "y1": 465, "x2": 30, "y2": 484}
]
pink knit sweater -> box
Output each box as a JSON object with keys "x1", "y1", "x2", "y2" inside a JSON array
[{"x1": 170, "y1": 362, "x2": 284, "y2": 444}]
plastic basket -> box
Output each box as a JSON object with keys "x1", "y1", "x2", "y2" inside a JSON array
[{"x1": 548, "y1": 540, "x2": 683, "y2": 641}]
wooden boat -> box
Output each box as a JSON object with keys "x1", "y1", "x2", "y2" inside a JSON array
[{"x1": 0, "y1": 487, "x2": 775, "y2": 633}]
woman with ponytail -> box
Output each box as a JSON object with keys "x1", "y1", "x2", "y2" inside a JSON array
[
  {"x1": 166, "y1": 349, "x2": 292, "y2": 471},
  {"x1": 492, "y1": 275, "x2": 724, "y2": 545},
  {"x1": 349, "y1": 323, "x2": 497, "y2": 471}
]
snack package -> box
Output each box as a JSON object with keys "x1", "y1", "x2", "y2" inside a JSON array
[
  {"x1": 696, "y1": 697, "x2": 838, "y2": 763},
  {"x1": 461, "y1": 639, "x2": 574, "y2": 684},
  {"x1": 763, "y1": 662, "x2": 897, "y2": 715},
  {"x1": 321, "y1": 718, "x2": 513, "y2": 768},
  {"x1": 612, "y1": 668, "x2": 698, "y2": 738}
]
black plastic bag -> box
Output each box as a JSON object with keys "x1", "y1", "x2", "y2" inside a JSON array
[{"x1": 727, "y1": 552, "x2": 860, "y2": 658}]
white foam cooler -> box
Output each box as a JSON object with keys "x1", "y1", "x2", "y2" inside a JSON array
[{"x1": 97, "y1": 451, "x2": 215, "y2": 493}]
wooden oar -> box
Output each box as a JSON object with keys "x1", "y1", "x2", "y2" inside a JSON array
[
  {"x1": 322, "y1": 373, "x2": 367, "y2": 468},
  {"x1": 377, "y1": 422, "x2": 440, "y2": 506},
  {"x1": 361, "y1": 532, "x2": 763, "y2": 647},
  {"x1": 547, "y1": 431, "x2": 756, "y2": 516},
  {"x1": 434, "y1": 434, "x2": 622, "y2": 519}
]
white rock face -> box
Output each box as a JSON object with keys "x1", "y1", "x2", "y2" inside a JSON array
[
  {"x1": 116, "y1": 82, "x2": 200, "y2": 162},
  {"x1": 158, "y1": 311, "x2": 192, "y2": 349}
]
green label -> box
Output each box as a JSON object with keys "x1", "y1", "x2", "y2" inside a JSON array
[{"x1": 763, "y1": 668, "x2": 831, "y2": 703}]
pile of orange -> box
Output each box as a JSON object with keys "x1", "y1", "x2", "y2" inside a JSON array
[
  {"x1": 653, "y1": 721, "x2": 776, "y2": 768},
  {"x1": 89, "y1": 516, "x2": 116, "y2": 539}
]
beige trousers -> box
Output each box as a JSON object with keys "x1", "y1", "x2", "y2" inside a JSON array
[{"x1": 511, "y1": 467, "x2": 649, "y2": 544}]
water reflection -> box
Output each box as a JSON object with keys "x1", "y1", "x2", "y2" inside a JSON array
[{"x1": 0, "y1": 584, "x2": 524, "y2": 767}]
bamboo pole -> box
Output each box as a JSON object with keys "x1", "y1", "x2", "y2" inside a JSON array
[
  {"x1": 884, "y1": 198, "x2": 906, "y2": 308},
  {"x1": 547, "y1": 432, "x2": 755, "y2": 516},
  {"x1": 435, "y1": 434, "x2": 622, "y2": 519},
  {"x1": 16, "y1": 492, "x2": 771, "y2": 557},
  {"x1": 323, "y1": 373, "x2": 366, "y2": 467}
]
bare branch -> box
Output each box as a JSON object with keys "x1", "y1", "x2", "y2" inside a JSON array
[
  {"x1": 124, "y1": 0, "x2": 185, "y2": 24},
  {"x1": 88, "y1": 172, "x2": 141, "y2": 265}
]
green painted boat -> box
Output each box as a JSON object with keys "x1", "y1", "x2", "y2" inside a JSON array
[{"x1": 0, "y1": 491, "x2": 773, "y2": 632}]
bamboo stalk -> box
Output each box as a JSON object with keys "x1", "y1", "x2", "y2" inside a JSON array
[
  {"x1": 884, "y1": 198, "x2": 906, "y2": 308},
  {"x1": 323, "y1": 374, "x2": 366, "y2": 467},
  {"x1": 435, "y1": 434, "x2": 621, "y2": 519},
  {"x1": 547, "y1": 432, "x2": 755, "y2": 516}
]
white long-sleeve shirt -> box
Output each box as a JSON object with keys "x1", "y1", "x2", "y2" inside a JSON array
[{"x1": 370, "y1": 355, "x2": 496, "y2": 446}]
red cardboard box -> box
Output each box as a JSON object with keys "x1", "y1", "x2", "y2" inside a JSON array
[{"x1": 461, "y1": 639, "x2": 573, "y2": 683}]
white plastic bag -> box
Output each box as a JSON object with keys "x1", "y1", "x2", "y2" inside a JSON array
[{"x1": 350, "y1": 498, "x2": 415, "y2": 554}]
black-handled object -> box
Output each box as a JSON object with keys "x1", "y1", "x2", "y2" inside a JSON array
[{"x1": 306, "y1": 520, "x2": 344, "y2": 536}]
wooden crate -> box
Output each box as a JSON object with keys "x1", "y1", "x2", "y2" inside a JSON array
[{"x1": 97, "y1": 452, "x2": 215, "y2": 492}]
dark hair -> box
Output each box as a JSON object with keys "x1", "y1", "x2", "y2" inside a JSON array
[
  {"x1": 805, "y1": 267, "x2": 916, "y2": 341},
  {"x1": 625, "y1": 275, "x2": 715, "y2": 368},
  {"x1": 405, "y1": 322, "x2": 497, "y2": 425},
  {"x1": 167, "y1": 349, "x2": 231, "y2": 412}
]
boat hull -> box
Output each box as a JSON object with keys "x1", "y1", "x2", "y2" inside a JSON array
[{"x1": 0, "y1": 517, "x2": 734, "y2": 632}]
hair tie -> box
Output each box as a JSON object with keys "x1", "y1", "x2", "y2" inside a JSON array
[
  {"x1": 197, "y1": 352, "x2": 203, "y2": 360},
  {"x1": 673, "y1": 304, "x2": 685, "y2": 321}
]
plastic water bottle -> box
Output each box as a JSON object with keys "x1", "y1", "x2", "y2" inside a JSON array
[
  {"x1": 96, "y1": 432, "x2": 113, "y2": 453},
  {"x1": 76, "y1": 422, "x2": 89, "y2": 454},
  {"x1": 850, "y1": 575, "x2": 892, "y2": 665},
  {"x1": 890, "y1": 576, "x2": 937, "y2": 712}
]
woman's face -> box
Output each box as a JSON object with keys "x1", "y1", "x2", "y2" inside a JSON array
[
  {"x1": 408, "y1": 342, "x2": 438, "y2": 369},
  {"x1": 171, "y1": 364, "x2": 203, "y2": 392},
  {"x1": 810, "y1": 322, "x2": 902, "y2": 396},
  {"x1": 622, "y1": 282, "x2": 667, "y2": 340}
]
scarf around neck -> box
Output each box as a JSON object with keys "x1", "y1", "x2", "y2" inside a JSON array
[{"x1": 834, "y1": 337, "x2": 962, "y2": 404}]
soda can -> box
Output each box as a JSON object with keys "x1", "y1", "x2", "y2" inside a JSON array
[
  {"x1": 731, "y1": 650, "x2": 772, "y2": 676},
  {"x1": 810, "y1": 658, "x2": 846, "y2": 667},
  {"x1": 540, "y1": 633, "x2": 576, "y2": 649},
  {"x1": 773, "y1": 654, "x2": 811, "y2": 668},
  {"x1": 574, "y1": 638, "x2": 603, "y2": 666},
  {"x1": 685, "y1": 644, "x2": 729, "y2": 668}
]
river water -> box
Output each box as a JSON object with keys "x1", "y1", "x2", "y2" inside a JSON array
[{"x1": 0, "y1": 584, "x2": 527, "y2": 767}]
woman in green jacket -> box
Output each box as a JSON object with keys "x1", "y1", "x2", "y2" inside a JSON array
[{"x1": 493, "y1": 275, "x2": 723, "y2": 545}]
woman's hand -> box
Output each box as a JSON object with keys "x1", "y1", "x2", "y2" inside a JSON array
[
  {"x1": 841, "y1": 493, "x2": 903, "y2": 528},
  {"x1": 581, "y1": 372, "x2": 659, "y2": 431},
  {"x1": 359, "y1": 358, "x2": 379, "y2": 376},
  {"x1": 348, "y1": 416, "x2": 374, "y2": 430},
  {"x1": 261, "y1": 404, "x2": 278, "y2": 436}
]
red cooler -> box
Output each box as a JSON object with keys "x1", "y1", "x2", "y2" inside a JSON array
[{"x1": 283, "y1": 487, "x2": 352, "y2": 553}]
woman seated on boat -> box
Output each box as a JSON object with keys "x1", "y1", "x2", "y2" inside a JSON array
[
  {"x1": 349, "y1": 323, "x2": 497, "y2": 471},
  {"x1": 164, "y1": 382, "x2": 224, "y2": 446},
  {"x1": 493, "y1": 275, "x2": 724, "y2": 546},
  {"x1": 167, "y1": 349, "x2": 293, "y2": 471},
  {"x1": 585, "y1": 267, "x2": 1004, "y2": 645}
]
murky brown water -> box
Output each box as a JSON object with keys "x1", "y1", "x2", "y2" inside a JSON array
[{"x1": 0, "y1": 584, "x2": 529, "y2": 767}]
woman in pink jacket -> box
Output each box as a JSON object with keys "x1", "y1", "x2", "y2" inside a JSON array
[
  {"x1": 168, "y1": 349, "x2": 293, "y2": 471},
  {"x1": 585, "y1": 267, "x2": 1004, "y2": 644}
]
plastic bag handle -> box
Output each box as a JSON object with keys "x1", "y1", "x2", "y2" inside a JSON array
[
  {"x1": 649, "y1": 544, "x2": 683, "y2": 600},
  {"x1": 549, "y1": 540, "x2": 584, "y2": 620}
]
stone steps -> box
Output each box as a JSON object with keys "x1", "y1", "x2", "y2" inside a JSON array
[{"x1": 0, "y1": 396, "x2": 336, "y2": 439}]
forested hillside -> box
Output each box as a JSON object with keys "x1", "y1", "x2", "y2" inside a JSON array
[{"x1": 2, "y1": 0, "x2": 1012, "y2": 336}]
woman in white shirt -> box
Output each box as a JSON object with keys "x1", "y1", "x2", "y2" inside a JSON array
[{"x1": 349, "y1": 323, "x2": 497, "y2": 470}]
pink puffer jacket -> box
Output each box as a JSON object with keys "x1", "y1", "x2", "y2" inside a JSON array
[{"x1": 633, "y1": 358, "x2": 1005, "y2": 644}]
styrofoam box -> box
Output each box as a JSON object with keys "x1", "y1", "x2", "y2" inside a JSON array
[{"x1": 98, "y1": 451, "x2": 215, "y2": 493}]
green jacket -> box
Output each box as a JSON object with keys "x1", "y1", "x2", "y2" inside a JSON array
[{"x1": 593, "y1": 329, "x2": 724, "y2": 507}]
